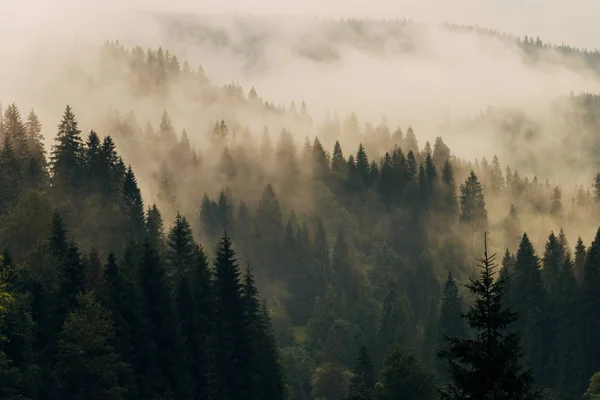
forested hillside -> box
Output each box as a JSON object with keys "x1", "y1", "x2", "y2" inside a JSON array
[{"x1": 2, "y1": 20, "x2": 600, "y2": 400}]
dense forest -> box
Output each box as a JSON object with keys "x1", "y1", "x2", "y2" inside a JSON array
[{"x1": 2, "y1": 18, "x2": 600, "y2": 400}]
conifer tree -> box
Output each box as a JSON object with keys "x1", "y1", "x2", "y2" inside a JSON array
[
  {"x1": 190, "y1": 247, "x2": 218, "y2": 399},
  {"x1": 574, "y1": 236, "x2": 587, "y2": 283},
  {"x1": 121, "y1": 166, "x2": 145, "y2": 240},
  {"x1": 512, "y1": 233, "x2": 550, "y2": 386},
  {"x1": 166, "y1": 212, "x2": 199, "y2": 278},
  {"x1": 55, "y1": 292, "x2": 127, "y2": 400},
  {"x1": 347, "y1": 346, "x2": 375, "y2": 400},
  {"x1": 436, "y1": 272, "x2": 466, "y2": 378},
  {"x1": 459, "y1": 171, "x2": 487, "y2": 237},
  {"x1": 440, "y1": 159, "x2": 458, "y2": 217},
  {"x1": 103, "y1": 250, "x2": 162, "y2": 399},
  {"x1": 213, "y1": 232, "x2": 251, "y2": 400},
  {"x1": 582, "y1": 228, "x2": 600, "y2": 386},
  {"x1": 50, "y1": 105, "x2": 84, "y2": 193},
  {"x1": 138, "y1": 238, "x2": 190, "y2": 398},
  {"x1": 356, "y1": 144, "x2": 370, "y2": 186},
  {"x1": 377, "y1": 346, "x2": 436, "y2": 400},
  {"x1": 145, "y1": 204, "x2": 165, "y2": 252},
  {"x1": 438, "y1": 233, "x2": 541, "y2": 400},
  {"x1": 3, "y1": 103, "x2": 28, "y2": 159},
  {"x1": 25, "y1": 109, "x2": 46, "y2": 166},
  {"x1": 331, "y1": 141, "x2": 346, "y2": 173}
]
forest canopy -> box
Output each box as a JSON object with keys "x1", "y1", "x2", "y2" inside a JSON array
[{"x1": 1, "y1": 10, "x2": 600, "y2": 400}]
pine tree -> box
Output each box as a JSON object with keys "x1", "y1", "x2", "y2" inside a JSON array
[
  {"x1": 347, "y1": 346, "x2": 375, "y2": 400},
  {"x1": 190, "y1": 247, "x2": 218, "y2": 399},
  {"x1": 26, "y1": 109, "x2": 46, "y2": 166},
  {"x1": 3, "y1": 103, "x2": 28, "y2": 159},
  {"x1": 55, "y1": 292, "x2": 127, "y2": 400},
  {"x1": 356, "y1": 144, "x2": 369, "y2": 186},
  {"x1": 436, "y1": 272, "x2": 466, "y2": 378},
  {"x1": 50, "y1": 105, "x2": 84, "y2": 193},
  {"x1": 213, "y1": 232, "x2": 251, "y2": 400},
  {"x1": 145, "y1": 204, "x2": 165, "y2": 252},
  {"x1": 243, "y1": 265, "x2": 286, "y2": 400},
  {"x1": 166, "y1": 212, "x2": 199, "y2": 278},
  {"x1": 574, "y1": 236, "x2": 587, "y2": 283},
  {"x1": 121, "y1": 166, "x2": 145, "y2": 240},
  {"x1": 440, "y1": 159, "x2": 458, "y2": 217},
  {"x1": 376, "y1": 346, "x2": 436, "y2": 400},
  {"x1": 459, "y1": 171, "x2": 487, "y2": 237},
  {"x1": 582, "y1": 228, "x2": 600, "y2": 387},
  {"x1": 438, "y1": 233, "x2": 541, "y2": 400},
  {"x1": 331, "y1": 141, "x2": 346, "y2": 173},
  {"x1": 104, "y1": 247, "x2": 163, "y2": 399},
  {"x1": 511, "y1": 233, "x2": 552, "y2": 386},
  {"x1": 138, "y1": 238, "x2": 190, "y2": 398}
]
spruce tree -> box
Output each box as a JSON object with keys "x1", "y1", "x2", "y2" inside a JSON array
[
  {"x1": 145, "y1": 204, "x2": 165, "y2": 252},
  {"x1": 2, "y1": 103, "x2": 28, "y2": 159},
  {"x1": 436, "y1": 272, "x2": 466, "y2": 378},
  {"x1": 25, "y1": 109, "x2": 46, "y2": 167},
  {"x1": 104, "y1": 246, "x2": 162, "y2": 399},
  {"x1": 138, "y1": 238, "x2": 190, "y2": 398},
  {"x1": 574, "y1": 236, "x2": 587, "y2": 283},
  {"x1": 512, "y1": 233, "x2": 550, "y2": 386},
  {"x1": 347, "y1": 346, "x2": 375, "y2": 400},
  {"x1": 55, "y1": 292, "x2": 127, "y2": 400},
  {"x1": 440, "y1": 159, "x2": 458, "y2": 217},
  {"x1": 190, "y1": 247, "x2": 218, "y2": 400},
  {"x1": 376, "y1": 346, "x2": 436, "y2": 400},
  {"x1": 438, "y1": 233, "x2": 541, "y2": 400},
  {"x1": 582, "y1": 228, "x2": 600, "y2": 387},
  {"x1": 459, "y1": 171, "x2": 487, "y2": 238},
  {"x1": 121, "y1": 166, "x2": 145, "y2": 240},
  {"x1": 213, "y1": 232, "x2": 250, "y2": 400},
  {"x1": 166, "y1": 212, "x2": 199, "y2": 278},
  {"x1": 50, "y1": 105, "x2": 84, "y2": 193}
]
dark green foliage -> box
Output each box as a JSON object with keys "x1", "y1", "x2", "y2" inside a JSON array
[
  {"x1": 376, "y1": 346, "x2": 436, "y2": 400},
  {"x1": 438, "y1": 234, "x2": 541, "y2": 400},
  {"x1": 512, "y1": 233, "x2": 551, "y2": 386},
  {"x1": 435, "y1": 272, "x2": 466, "y2": 378},
  {"x1": 213, "y1": 232, "x2": 251, "y2": 400},
  {"x1": 459, "y1": 171, "x2": 487, "y2": 237},
  {"x1": 166, "y1": 212, "x2": 199, "y2": 278},
  {"x1": 50, "y1": 105, "x2": 84, "y2": 194},
  {"x1": 55, "y1": 292, "x2": 127, "y2": 400},
  {"x1": 3, "y1": 47, "x2": 600, "y2": 400},
  {"x1": 121, "y1": 166, "x2": 145, "y2": 240},
  {"x1": 138, "y1": 238, "x2": 190, "y2": 398},
  {"x1": 347, "y1": 346, "x2": 375, "y2": 400},
  {"x1": 582, "y1": 228, "x2": 600, "y2": 388}
]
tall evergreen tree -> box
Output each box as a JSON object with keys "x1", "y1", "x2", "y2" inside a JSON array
[
  {"x1": 511, "y1": 233, "x2": 550, "y2": 386},
  {"x1": 347, "y1": 346, "x2": 375, "y2": 400},
  {"x1": 438, "y1": 233, "x2": 541, "y2": 400},
  {"x1": 166, "y1": 212, "x2": 199, "y2": 278},
  {"x1": 582, "y1": 228, "x2": 600, "y2": 387},
  {"x1": 435, "y1": 272, "x2": 466, "y2": 378},
  {"x1": 213, "y1": 232, "x2": 251, "y2": 400},
  {"x1": 55, "y1": 292, "x2": 127, "y2": 400},
  {"x1": 121, "y1": 165, "x2": 145, "y2": 240},
  {"x1": 50, "y1": 105, "x2": 84, "y2": 193},
  {"x1": 459, "y1": 171, "x2": 487, "y2": 239},
  {"x1": 138, "y1": 238, "x2": 191, "y2": 398}
]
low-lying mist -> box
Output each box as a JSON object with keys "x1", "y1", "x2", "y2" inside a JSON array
[{"x1": 3, "y1": 0, "x2": 600, "y2": 253}]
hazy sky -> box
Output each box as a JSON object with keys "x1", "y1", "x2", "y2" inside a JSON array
[{"x1": 2, "y1": 0, "x2": 600, "y2": 49}]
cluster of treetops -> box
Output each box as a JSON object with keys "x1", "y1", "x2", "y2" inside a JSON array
[
  {"x1": 1, "y1": 97, "x2": 600, "y2": 399},
  {"x1": 1, "y1": 41, "x2": 600, "y2": 399}
]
